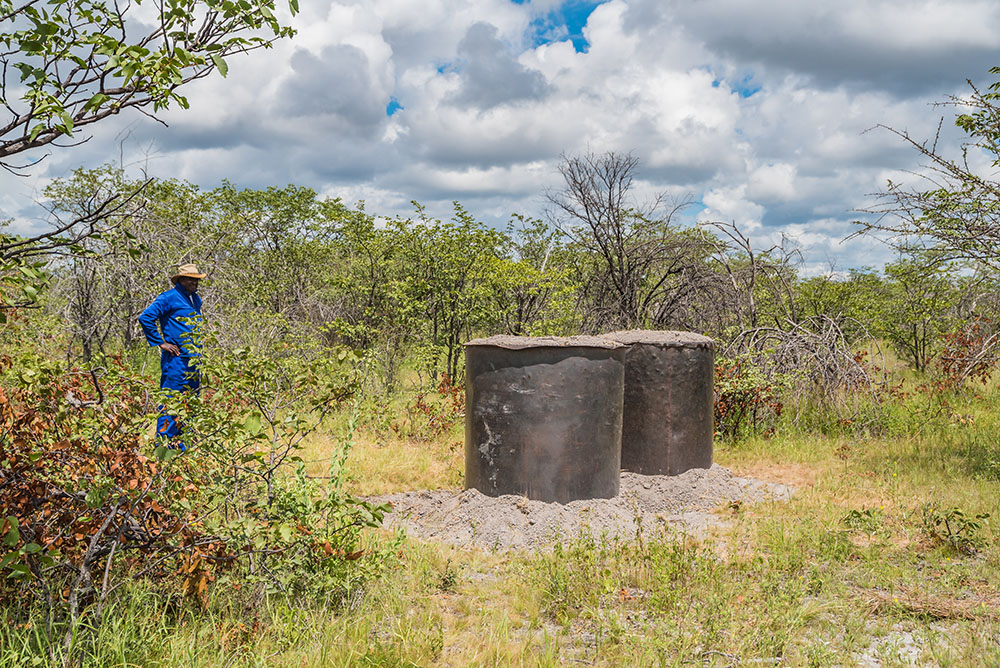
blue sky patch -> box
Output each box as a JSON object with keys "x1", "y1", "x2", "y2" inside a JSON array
[
  {"x1": 734, "y1": 74, "x2": 761, "y2": 98},
  {"x1": 522, "y1": 0, "x2": 606, "y2": 53},
  {"x1": 386, "y1": 97, "x2": 404, "y2": 116},
  {"x1": 711, "y1": 72, "x2": 761, "y2": 98}
]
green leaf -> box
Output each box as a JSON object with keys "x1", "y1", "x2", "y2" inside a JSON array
[
  {"x1": 210, "y1": 53, "x2": 228, "y2": 77},
  {"x1": 85, "y1": 487, "x2": 104, "y2": 508},
  {"x1": 1, "y1": 517, "x2": 19, "y2": 547},
  {"x1": 7, "y1": 564, "x2": 31, "y2": 579},
  {"x1": 58, "y1": 110, "x2": 74, "y2": 134},
  {"x1": 14, "y1": 63, "x2": 35, "y2": 82},
  {"x1": 35, "y1": 22, "x2": 59, "y2": 37},
  {"x1": 154, "y1": 445, "x2": 182, "y2": 461},
  {"x1": 84, "y1": 93, "x2": 110, "y2": 111},
  {"x1": 243, "y1": 413, "x2": 262, "y2": 435},
  {"x1": 22, "y1": 543, "x2": 42, "y2": 554}
]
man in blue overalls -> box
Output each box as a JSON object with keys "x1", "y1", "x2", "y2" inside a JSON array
[{"x1": 138, "y1": 263, "x2": 206, "y2": 447}]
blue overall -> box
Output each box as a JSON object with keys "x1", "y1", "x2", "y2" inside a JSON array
[{"x1": 138, "y1": 285, "x2": 203, "y2": 445}]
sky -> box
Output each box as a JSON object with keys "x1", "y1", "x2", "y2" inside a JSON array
[{"x1": 4, "y1": 0, "x2": 1000, "y2": 274}]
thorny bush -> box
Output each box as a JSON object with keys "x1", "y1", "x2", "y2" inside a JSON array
[
  {"x1": 0, "y1": 339, "x2": 390, "y2": 659},
  {"x1": 723, "y1": 317, "x2": 888, "y2": 431}
]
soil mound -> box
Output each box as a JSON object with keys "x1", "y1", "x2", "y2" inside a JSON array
[{"x1": 374, "y1": 465, "x2": 792, "y2": 550}]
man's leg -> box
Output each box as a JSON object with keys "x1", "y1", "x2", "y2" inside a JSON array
[
  {"x1": 158, "y1": 356, "x2": 189, "y2": 449},
  {"x1": 156, "y1": 408, "x2": 183, "y2": 440}
]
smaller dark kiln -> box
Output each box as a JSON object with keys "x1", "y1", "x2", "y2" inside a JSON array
[{"x1": 603, "y1": 330, "x2": 715, "y2": 476}]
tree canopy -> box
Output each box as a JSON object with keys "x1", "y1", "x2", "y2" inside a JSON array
[{"x1": 857, "y1": 68, "x2": 1000, "y2": 269}]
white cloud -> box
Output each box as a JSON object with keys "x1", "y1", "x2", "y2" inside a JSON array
[
  {"x1": 748, "y1": 163, "x2": 797, "y2": 202},
  {"x1": 698, "y1": 185, "x2": 764, "y2": 232}
]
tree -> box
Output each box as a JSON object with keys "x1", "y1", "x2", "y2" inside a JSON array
[
  {"x1": 1, "y1": 187, "x2": 142, "y2": 317},
  {"x1": 856, "y1": 67, "x2": 1000, "y2": 268},
  {"x1": 1, "y1": 0, "x2": 296, "y2": 170},
  {"x1": 547, "y1": 151, "x2": 714, "y2": 331},
  {"x1": 495, "y1": 215, "x2": 578, "y2": 336},
  {"x1": 211, "y1": 182, "x2": 340, "y2": 323},
  {"x1": 394, "y1": 204, "x2": 508, "y2": 381},
  {"x1": 698, "y1": 220, "x2": 802, "y2": 335},
  {"x1": 796, "y1": 268, "x2": 886, "y2": 340},
  {"x1": 39, "y1": 165, "x2": 216, "y2": 356},
  {"x1": 879, "y1": 258, "x2": 957, "y2": 372},
  {"x1": 325, "y1": 206, "x2": 411, "y2": 391}
]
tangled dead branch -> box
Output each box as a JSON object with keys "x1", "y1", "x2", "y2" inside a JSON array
[{"x1": 722, "y1": 315, "x2": 890, "y2": 427}]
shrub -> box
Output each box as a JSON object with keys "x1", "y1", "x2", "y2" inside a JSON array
[
  {"x1": 392, "y1": 374, "x2": 465, "y2": 442},
  {"x1": 936, "y1": 317, "x2": 1000, "y2": 388},
  {"x1": 714, "y1": 355, "x2": 784, "y2": 438},
  {"x1": 0, "y1": 340, "x2": 390, "y2": 659},
  {"x1": 919, "y1": 503, "x2": 990, "y2": 556}
]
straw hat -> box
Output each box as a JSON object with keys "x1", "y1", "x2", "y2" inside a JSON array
[{"x1": 170, "y1": 263, "x2": 207, "y2": 284}]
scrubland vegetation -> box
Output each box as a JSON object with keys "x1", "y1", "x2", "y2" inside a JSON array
[
  {"x1": 3, "y1": 6, "x2": 1000, "y2": 660},
  {"x1": 4, "y1": 318, "x2": 1000, "y2": 666},
  {"x1": 6, "y1": 148, "x2": 1000, "y2": 664}
]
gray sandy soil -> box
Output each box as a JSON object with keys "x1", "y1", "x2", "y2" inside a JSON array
[{"x1": 374, "y1": 464, "x2": 792, "y2": 551}]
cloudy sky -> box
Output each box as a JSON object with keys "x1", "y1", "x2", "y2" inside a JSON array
[{"x1": 5, "y1": 0, "x2": 1000, "y2": 273}]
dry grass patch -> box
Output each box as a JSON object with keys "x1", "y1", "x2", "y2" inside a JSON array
[
  {"x1": 731, "y1": 460, "x2": 821, "y2": 488},
  {"x1": 300, "y1": 429, "x2": 463, "y2": 495},
  {"x1": 861, "y1": 586, "x2": 1000, "y2": 622}
]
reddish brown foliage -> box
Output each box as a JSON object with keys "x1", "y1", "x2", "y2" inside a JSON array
[
  {"x1": 0, "y1": 358, "x2": 218, "y2": 610},
  {"x1": 713, "y1": 359, "x2": 783, "y2": 438},
  {"x1": 937, "y1": 317, "x2": 999, "y2": 388},
  {"x1": 392, "y1": 374, "x2": 465, "y2": 441}
]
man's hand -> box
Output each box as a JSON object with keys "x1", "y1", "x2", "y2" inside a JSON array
[{"x1": 159, "y1": 343, "x2": 181, "y2": 356}]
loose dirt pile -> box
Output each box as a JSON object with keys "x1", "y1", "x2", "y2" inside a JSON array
[{"x1": 374, "y1": 465, "x2": 792, "y2": 550}]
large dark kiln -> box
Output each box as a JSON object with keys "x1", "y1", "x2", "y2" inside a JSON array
[{"x1": 464, "y1": 335, "x2": 625, "y2": 503}]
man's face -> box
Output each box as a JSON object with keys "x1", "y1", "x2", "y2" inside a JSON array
[{"x1": 177, "y1": 277, "x2": 200, "y2": 294}]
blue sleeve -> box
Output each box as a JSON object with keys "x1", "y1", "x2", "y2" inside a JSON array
[{"x1": 138, "y1": 293, "x2": 167, "y2": 347}]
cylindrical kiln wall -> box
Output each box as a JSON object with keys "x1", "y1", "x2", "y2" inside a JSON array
[
  {"x1": 604, "y1": 330, "x2": 715, "y2": 476},
  {"x1": 465, "y1": 336, "x2": 625, "y2": 503}
]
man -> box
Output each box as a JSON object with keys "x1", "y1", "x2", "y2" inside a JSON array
[{"x1": 138, "y1": 263, "x2": 206, "y2": 446}]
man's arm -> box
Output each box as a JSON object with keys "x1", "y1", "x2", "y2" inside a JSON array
[{"x1": 138, "y1": 294, "x2": 180, "y2": 355}]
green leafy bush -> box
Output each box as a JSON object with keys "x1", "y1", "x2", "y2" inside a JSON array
[
  {"x1": 714, "y1": 355, "x2": 786, "y2": 438},
  {"x1": 919, "y1": 503, "x2": 990, "y2": 556}
]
